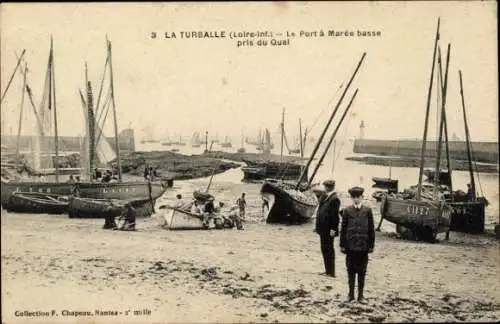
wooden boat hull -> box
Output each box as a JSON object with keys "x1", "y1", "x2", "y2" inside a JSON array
[
  {"x1": 380, "y1": 196, "x2": 452, "y2": 234},
  {"x1": 448, "y1": 200, "x2": 485, "y2": 234},
  {"x1": 5, "y1": 192, "x2": 69, "y2": 214},
  {"x1": 1, "y1": 180, "x2": 166, "y2": 208},
  {"x1": 372, "y1": 177, "x2": 399, "y2": 192},
  {"x1": 261, "y1": 181, "x2": 318, "y2": 225},
  {"x1": 67, "y1": 196, "x2": 154, "y2": 219},
  {"x1": 241, "y1": 161, "x2": 305, "y2": 181},
  {"x1": 163, "y1": 207, "x2": 205, "y2": 230}
]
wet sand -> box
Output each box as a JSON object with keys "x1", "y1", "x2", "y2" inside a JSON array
[{"x1": 2, "y1": 208, "x2": 499, "y2": 323}]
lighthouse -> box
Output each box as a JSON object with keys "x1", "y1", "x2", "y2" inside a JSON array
[{"x1": 359, "y1": 120, "x2": 365, "y2": 140}]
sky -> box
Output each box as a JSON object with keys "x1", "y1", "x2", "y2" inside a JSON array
[{"x1": 1, "y1": 2, "x2": 498, "y2": 144}]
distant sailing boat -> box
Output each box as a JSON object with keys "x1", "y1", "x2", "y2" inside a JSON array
[
  {"x1": 191, "y1": 132, "x2": 201, "y2": 147},
  {"x1": 220, "y1": 136, "x2": 232, "y2": 148},
  {"x1": 237, "y1": 132, "x2": 246, "y2": 153}
]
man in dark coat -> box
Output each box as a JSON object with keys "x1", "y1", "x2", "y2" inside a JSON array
[
  {"x1": 314, "y1": 180, "x2": 341, "y2": 277},
  {"x1": 340, "y1": 186, "x2": 375, "y2": 302}
]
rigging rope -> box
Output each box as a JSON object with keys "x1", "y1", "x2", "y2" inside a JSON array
[{"x1": 306, "y1": 82, "x2": 344, "y2": 134}]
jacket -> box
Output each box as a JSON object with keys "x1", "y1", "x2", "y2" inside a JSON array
[
  {"x1": 315, "y1": 191, "x2": 340, "y2": 235},
  {"x1": 340, "y1": 204, "x2": 375, "y2": 252}
]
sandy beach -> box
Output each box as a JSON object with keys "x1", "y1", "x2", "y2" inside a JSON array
[{"x1": 2, "y1": 204, "x2": 499, "y2": 323}]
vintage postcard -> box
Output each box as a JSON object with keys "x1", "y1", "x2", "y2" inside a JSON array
[{"x1": 1, "y1": 1, "x2": 498, "y2": 323}]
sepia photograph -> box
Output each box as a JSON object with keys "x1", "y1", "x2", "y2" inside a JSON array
[{"x1": 1, "y1": 1, "x2": 498, "y2": 323}]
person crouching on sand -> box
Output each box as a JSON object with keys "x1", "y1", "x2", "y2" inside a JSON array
[{"x1": 340, "y1": 186, "x2": 375, "y2": 303}]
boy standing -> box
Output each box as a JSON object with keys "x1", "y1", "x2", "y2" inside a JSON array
[{"x1": 340, "y1": 186, "x2": 375, "y2": 303}]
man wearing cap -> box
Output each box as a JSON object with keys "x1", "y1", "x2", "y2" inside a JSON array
[
  {"x1": 315, "y1": 180, "x2": 341, "y2": 277},
  {"x1": 340, "y1": 186, "x2": 375, "y2": 303}
]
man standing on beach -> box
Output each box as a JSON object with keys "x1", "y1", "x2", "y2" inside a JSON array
[
  {"x1": 315, "y1": 180, "x2": 340, "y2": 277},
  {"x1": 236, "y1": 193, "x2": 247, "y2": 221},
  {"x1": 340, "y1": 186, "x2": 375, "y2": 303}
]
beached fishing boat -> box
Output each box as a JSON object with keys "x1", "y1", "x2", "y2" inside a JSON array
[
  {"x1": 380, "y1": 196, "x2": 452, "y2": 237},
  {"x1": 446, "y1": 71, "x2": 488, "y2": 234},
  {"x1": 379, "y1": 19, "x2": 458, "y2": 241},
  {"x1": 162, "y1": 207, "x2": 206, "y2": 230},
  {"x1": 4, "y1": 192, "x2": 69, "y2": 214},
  {"x1": 261, "y1": 54, "x2": 365, "y2": 225},
  {"x1": 261, "y1": 180, "x2": 318, "y2": 224},
  {"x1": 1, "y1": 38, "x2": 168, "y2": 212}
]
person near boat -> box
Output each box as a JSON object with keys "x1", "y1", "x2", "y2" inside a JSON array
[
  {"x1": 466, "y1": 183, "x2": 473, "y2": 199},
  {"x1": 175, "y1": 194, "x2": 185, "y2": 208},
  {"x1": 101, "y1": 170, "x2": 112, "y2": 183},
  {"x1": 340, "y1": 186, "x2": 375, "y2": 303},
  {"x1": 94, "y1": 168, "x2": 102, "y2": 180},
  {"x1": 236, "y1": 193, "x2": 247, "y2": 221},
  {"x1": 314, "y1": 180, "x2": 340, "y2": 278},
  {"x1": 67, "y1": 175, "x2": 75, "y2": 183},
  {"x1": 72, "y1": 176, "x2": 81, "y2": 197},
  {"x1": 119, "y1": 203, "x2": 136, "y2": 231},
  {"x1": 103, "y1": 202, "x2": 118, "y2": 230}
]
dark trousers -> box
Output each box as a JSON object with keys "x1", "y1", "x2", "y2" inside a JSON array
[
  {"x1": 346, "y1": 251, "x2": 369, "y2": 300},
  {"x1": 319, "y1": 233, "x2": 335, "y2": 276}
]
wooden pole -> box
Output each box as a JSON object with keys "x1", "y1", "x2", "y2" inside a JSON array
[
  {"x1": 307, "y1": 89, "x2": 359, "y2": 187},
  {"x1": 416, "y1": 18, "x2": 440, "y2": 201},
  {"x1": 107, "y1": 39, "x2": 123, "y2": 182},
  {"x1": 16, "y1": 63, "x2": 28, "y2": 163},
  {"x1": 432, "y1": 44, "x2": 451, "y2": 199},
  {"x1": 295, "y1": 53, "x2": 366, "y2": 190},
  {"x1": 459, "y1": 70, "x2": 476, "y2": 201},
  {"x1": 50, "y1": 37, "x2": 60, "y2": 182},
  {"x1": 1, "y1": 49, "x2": 26, "y2": 104}
]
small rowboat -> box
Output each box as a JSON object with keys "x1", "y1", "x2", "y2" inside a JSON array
[
  {"x1": 5, "y1": 192, "x2": 69, "y2": 214},
  {"x1": 162, "y1": 206, "x2": 206, "y2": 230},
  {"x1": 68, "y1": 196, "x2": 154, "y2": 218}
]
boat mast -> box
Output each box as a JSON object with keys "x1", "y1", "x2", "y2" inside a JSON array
[
  {"x1": 85, "y1": 63, "x2": 96, "y2": 181},
  {"x1": 50, "y1": 37, "x2": 60, "y2": 182},
  {"x1": 307, "y1": 89, "x2": 359, "y2": 187},
  {"x1": 416, "y1": 18, "x2": 440, "y2": 201},
  {"x1": 432, "y1": 44, "x2": 450, "y2": 199},
  {"x1": 437, "y1": 47, "x2": 453, "y2": 199},
  {"x1": 299, "y1": 118, "x2": 304, "y2": 159},
  {"x1": 0, "y1": 49, "x2": 26, "y2": 104},
  {"x1": 459, "y1": 70, "x2": 476, "y2": 201},
  {"x1": 295, "y1": 53, "x2": 366, "y2": 190},
  {"x1": 15, "y1": 63, "x2": 28, "y2": 163},
  {"x1": 107, "y1": 38, "x2": 123, "y2": 182},
  {"x1": 280, "y1": 108, "x2": 285, "y2": 162}
]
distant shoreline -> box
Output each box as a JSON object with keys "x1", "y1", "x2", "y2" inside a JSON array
[{"x1": 345, "y1": 155, "x2": 499, "y2": 173}]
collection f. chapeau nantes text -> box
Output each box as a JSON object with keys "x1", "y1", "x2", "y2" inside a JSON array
[
  {"x1": 14, "y1": 309, "x2": 152, "y2": 318},
  {"x1": 150, "y1": 29, "x2": 382, "y2": 47}
]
